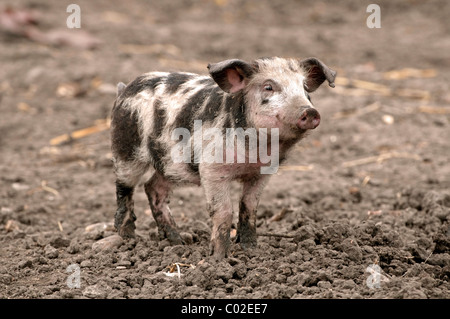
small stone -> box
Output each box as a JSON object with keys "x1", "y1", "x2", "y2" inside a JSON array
[
  {"x1": 13, "y1": 231, "x2": 26, "y2": 239},
  {"x1": 180, "y1": 232, "x2": 194, "y2": 245},
  {"x1": 382, "y1": 114, "x2": 394, "y2": 125},
  {"x1": 116, "y1": 260, "x2": 131, "y2": 267},
  {"x1": 56, "y1": 82, "x2": 85, "y2": 98},
  {"x1": 85, "y1": 222, "x2": 115, "y2": 233},
  {"x1": 166, "y1": 245, "x2": 185, "y2": 257},
  {"x1": 147, "y1": 265, "x2": 159, "y2": 274},
  {"x1": 12, "y1": 183, "x2": 30, "y2": 191},
  {"x1": 0, "y1": 274, "x2": 13, "y2": 284},
  {"x1": 80, "y1": 260, "x2": 93, "y2": 268},
  {"x1": 1, "y1": 207, "x2": 13, "y2": 214},
  {"x1": 341, "y1": 238, "x2": 362, "y2": 262},
  {"x1": 5, "y1": 219, "x2": 20, "y2": 232},
  {"x1": 294, "y1": 225, "x2": 316, "y2": 243},
  {"x1": 50, "y1": 236, "x2": 71, "y2": 248},
  {"x1": 342, "y1": 279, "x2": 356, "y2": 289},
  {"x1": 107, "y1": 290, "x2": 125, "y2": 299},
  {"x1": 18, "y1": 259, "x2": 33, "y2": 269},
  {"x1": 92, "y1": 235, "x2": 123, "y2": 252},
  {"x1": 426, "y1": 254, "x2": 450, "y2": 267},
  {"x1": 44, "y1": 245, "x2": 59, "y2": 259},
  {"x1": 82, "y1": 284, "x2": 107, "y2": 299},
  {"x1": 60, "y1": 289, "x2": 76, "y2": 299},
  {"x1": 317, "y1": 281, "x2": 332, "y2": 290},
  {"x1": 67, "y1": 241, "x2": 80, "y2": 254},
  {"x1": 158, "y1": 239, "x2": 171, "y2": 251}
]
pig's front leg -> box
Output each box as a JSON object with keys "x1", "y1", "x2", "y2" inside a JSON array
[
  {"x1": 201, "y1": 170, "x2": 233, "y2": 259},
  {"x1": 236, "y1": 175, "x2": 269, "y2": 249}
]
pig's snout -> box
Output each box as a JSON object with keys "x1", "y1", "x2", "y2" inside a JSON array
[{"x1": 297, "y1": 107, "x2": 320, "y2": 130}]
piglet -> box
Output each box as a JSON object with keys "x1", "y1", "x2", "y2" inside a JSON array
[{"x1": 111, "y1": 57, "x2": 336, "y2": 259}]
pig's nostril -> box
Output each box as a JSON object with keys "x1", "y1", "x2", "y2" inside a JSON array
[{"x1": 297, "y1": 108, "x2": 320, "y2": 130}]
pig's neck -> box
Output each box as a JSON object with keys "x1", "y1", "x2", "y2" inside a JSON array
[{"x1": 279, "y1": 137, "x2": 302, "y2": 161}]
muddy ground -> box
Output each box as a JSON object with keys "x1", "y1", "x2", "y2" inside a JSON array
[{"x1": 0, "y1": 0, "x2": 449, "y2": 299}]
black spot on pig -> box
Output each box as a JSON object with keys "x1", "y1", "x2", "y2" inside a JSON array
[
  {"x1": 148, "y1": 139, "x2": 167, "y2": 173},
  {"x1": 197, "y1": 77, "x2": 214, "y2": 85},
  {"x1": 222, "y1": 114, "x2": 232, "y2": 135},
  {"x1": 111, "y1": 101, "x2": 140, "y2": 161},
  {"x1": 152, "y1": 99, "x2": 166, "y2": 137},
  {"x1": 165, "y1": 73, "x2": 194, "y2": 94},
  {"x1": 225, "y1": 92, "x2": 247, "y2": 129},
  {"x1": 148, "y1": 99, "x2": 168, "y2": 173},
  {"x1": 174, "y1": 87, "x2": 211, "y2": 131},
  {"x1": 199, "y1": 87, "x2": 224, "y2": 123},
  {"x1": 121, "y1": 76, "x2": 164, "y2": 99}
]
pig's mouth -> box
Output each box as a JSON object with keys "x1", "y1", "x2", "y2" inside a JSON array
[{"x1": 296, "y1": 108, "x2": 321, "y2": 130}]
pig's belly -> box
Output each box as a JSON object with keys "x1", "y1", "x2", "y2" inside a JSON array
[{"x1": 163, "y1": 161, "x2": 264, "y2": 185}]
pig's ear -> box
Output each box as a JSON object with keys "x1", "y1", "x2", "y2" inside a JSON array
[
  {"x1": 299, "y1": 57, "x2": 337, "y2": 93},
  {"x1": 208, "y1": 59, "x2": 255, "y2": 93}
]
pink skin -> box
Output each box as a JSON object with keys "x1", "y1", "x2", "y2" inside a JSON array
[
  {"x1": 227, "y1": 69, "x2": 246, "y2": 93},
  {"x1": 297, "y1": 108, "x2": 321, "y2": 130}
]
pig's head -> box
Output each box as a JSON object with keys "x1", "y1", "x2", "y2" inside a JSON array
[{"x1": 208, "y1": 57, "x2": 336, "y2": 140}]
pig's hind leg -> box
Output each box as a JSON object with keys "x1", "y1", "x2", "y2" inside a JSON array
[
  {"x1": 114, "y1": 180, "x2": 137, "y2": 238},
  {"x1": 113, "y1": 161, "x2": 148, "y2": 238},
  {"x1": 144, "y1": 172, "x2": 183, "y2": 245}
]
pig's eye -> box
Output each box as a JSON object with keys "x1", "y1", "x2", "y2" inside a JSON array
[{"x1": 262, "y1": 80, "x2": 278, "y2": 92}]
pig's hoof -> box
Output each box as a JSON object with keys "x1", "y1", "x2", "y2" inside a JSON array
[
  {"x1": 167, "y1": 232, "x2": 184, "y2": 245},
  {"x1": 236, "y1": 230, "x2": 257, "y2": 249},
  {"x1": 159, "y1": 226, "x2": 184, "y2": 245},
  {"x1": 238, "y1": 240, "x2": 257, "y2": 250},
  {"x1": 118, "y1": 224, "x2": 136, "y2": 239},
  {"x1": 210, "y1": 249, "x2": 227, "y2": 261},
  {"x1": 209, "y1": 242, "x2": 229, "y2": 260},
  {"x1": 115, "y1": 211, "x2": 136, "y2": 239}
]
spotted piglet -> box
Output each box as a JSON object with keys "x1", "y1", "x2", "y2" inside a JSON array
[{"x1": 111, "y1": 57, "x2": 336, "y2": 259}]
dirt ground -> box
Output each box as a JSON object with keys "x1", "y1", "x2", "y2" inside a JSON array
[{"x1": 0, "y1": 0, "x2": 449, "y2": 299}]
